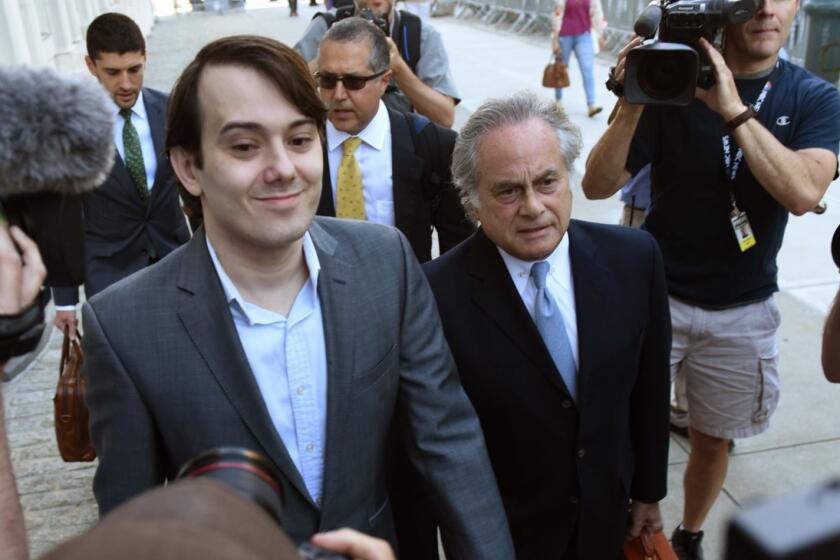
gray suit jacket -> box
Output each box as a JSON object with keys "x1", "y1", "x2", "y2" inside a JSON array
[{"x1": 82, "y1": 217, "x2": 513, "y2": 558}]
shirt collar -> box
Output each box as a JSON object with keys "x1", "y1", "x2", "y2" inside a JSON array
[
  {"x1": 497, "y1": 231, "x2": 571, "y2": 291},
  {"x1": 113, "y1": 89, "x2": 148, "y2": 122},
  {"x1": 326, "y1": 100, "x2": 389, "y2": 153},
  {"x1": 206, "y1": 233, "x2": 322, "y2": 325}
]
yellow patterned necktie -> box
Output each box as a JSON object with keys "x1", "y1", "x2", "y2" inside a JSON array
[{"x1": 336, "y1": 137, "x2": 366, "y2": 220}]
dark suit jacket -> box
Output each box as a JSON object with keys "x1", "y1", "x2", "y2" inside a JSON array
[
  {"x1": 423, "y1": 220, "x2": 672, "y2": 559},
  {"x1": 82, "y1": 219, "x2": 514, "y2": 559},
  {"x1": 53, "y1": 88, "x2": 190, "y2": 305},
  {"x1": 316, "y1": 108, "x2": 473, "y2": 263}
]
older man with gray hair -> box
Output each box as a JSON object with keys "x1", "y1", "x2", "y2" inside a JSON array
[{"x1": 423, "y1": 91, "x2": 673, "y2": 559}]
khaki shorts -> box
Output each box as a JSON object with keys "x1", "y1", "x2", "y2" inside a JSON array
[{"x1": 669, "y1": 296, "x2": 782, "y2": 439}]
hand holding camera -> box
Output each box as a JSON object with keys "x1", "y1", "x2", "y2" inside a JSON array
[
  {"x1": 618, "y1": 0, "x2": 759, "y2": 106},
  {"x1": 692, "y1": 37, "x2": 749, "y2": 121}
]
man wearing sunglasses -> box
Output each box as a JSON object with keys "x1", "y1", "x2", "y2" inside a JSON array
[
  {"x1": 295, "y1": 0, "x2": 459, "y2": 128},
  {"x1": 314, "y1": 18, "x2": 473, "y2": 264}
]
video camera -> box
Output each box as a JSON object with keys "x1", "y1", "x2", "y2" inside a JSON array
[
  {"x1": 624, "y1": 0, "x2": 758, "y2": 105},
  {"x1": 0, "y1": 67, "x2": 114, "y2": 363}
]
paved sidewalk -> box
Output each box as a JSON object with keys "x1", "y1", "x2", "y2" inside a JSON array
[{"x1": 3, "y1": 4, "x2": 839, "y2": 558}]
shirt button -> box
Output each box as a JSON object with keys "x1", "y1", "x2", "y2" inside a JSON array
[
  {"x1": 561, "y1": 400, "x2": 573, "y2": 409},
  {"x1": 316, "y1": 496, "x2": 323, "y2": 506},
  {"x1": 305, "y1": 443, "x2": 315, "y2": 452},
  {"x1": 569, "y1": 496, "x2": 579, "y2": 504},
  {"x1": 577, "y1": 448, "x2": 585, "y2": 459},
  {"x1": 296, "y1": 385, "x2": 306, "y2": 395}
]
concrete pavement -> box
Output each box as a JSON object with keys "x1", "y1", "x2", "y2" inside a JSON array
[{"x1": 3, "y1": 3, "x2": 839, "y2": 558}]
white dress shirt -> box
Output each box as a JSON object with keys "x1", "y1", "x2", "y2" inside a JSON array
[
  {"x1": 498, "y1": 233, "x2": 579, "y2": 370},
  {"x1": 113, "y1": 90, "x2": 158, "y2": 190},
  {"x1": 207, "y1": 235, "x2": 328, "y2": 506},
  {"x1": 326, "y1": 100, "x2": 394, "y2": 225}
]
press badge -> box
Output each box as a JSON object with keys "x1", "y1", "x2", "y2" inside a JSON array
[{"x1": 730, "y1": 208, "x2": 756, "y2": 252}]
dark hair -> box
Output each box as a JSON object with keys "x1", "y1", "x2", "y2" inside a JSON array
[
  {"x1": 166, "y1": 35, "x2": 327, "y2": 221},
  {"x1": 322, "y1": 17, "x2": 390, "y2": 73},
  {"x1": 86, "y1": 13, "x2": 146, "y2": 59}
]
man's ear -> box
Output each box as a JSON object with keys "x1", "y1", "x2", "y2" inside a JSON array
[
  {"x1": 84, "y1": 56, "x2": 97, "y2": 78},
  {"x1": 376, "y1": 69, "x2": 393, "y2": 97},
  {"x1": 381, "y1": 69, "x2": 393, "y2": 88},
  {"x1": 169, "y1": 147, "x2": 203, "y2": 198}
]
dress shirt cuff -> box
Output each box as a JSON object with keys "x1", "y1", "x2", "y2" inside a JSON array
[{"x1": 54, "y1": 305, "x2": 78, "y2": 312}]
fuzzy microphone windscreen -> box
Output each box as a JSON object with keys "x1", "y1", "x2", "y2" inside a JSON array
[{"x1": 0, "y1": 66, "x2": 115, "y2": 196}]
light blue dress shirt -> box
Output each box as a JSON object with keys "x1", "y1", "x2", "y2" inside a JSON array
[{"x1": 206, "y1": 234, "x2": 328, "y2": 506}]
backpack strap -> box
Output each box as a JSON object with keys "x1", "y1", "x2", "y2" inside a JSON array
[
  {"x1": 392, "y1": 10, "x2": 422, "y2": 75},
  {"x1": 312, "y1": 11, "x2": 336, "y2": 26}
]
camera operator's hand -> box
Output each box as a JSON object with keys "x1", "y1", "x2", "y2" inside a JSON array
[
  {"x1": 383, "y1": 37, "x2": 455, "y2": 128},
  {"x1": 626, "y1": 500, "x2": 663, "y2": 539},
  {"x1": 0, "y1": 225, "x2": 46, "y2": 316},
  {"x1": 54, "y1": 310, "x2": 78, "y2": 340},
  {"x1": 694, "y1": 38, "x2": 747, "y2": 121},
  {"x1": 581, "y1": 36, "x2": 643, "y2": 200},
  {"x1": 610, "y1": 36, "x2": 642, "y2": 91},
  {"x1": 311, "y1": 528, "x2": 395, "y2": 560}
]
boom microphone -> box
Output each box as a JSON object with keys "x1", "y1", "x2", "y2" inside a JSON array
[
  {"x1": 0, "y1": 66, "x2": 115, "y2": 195},
  {"x1": 0, "y1": 66, "x2": 115, "y2": 287},
  {"x1": 634, "y1": 1, "x2": 663, "y2": 39}
]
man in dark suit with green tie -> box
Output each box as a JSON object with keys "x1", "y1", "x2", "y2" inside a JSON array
[{"x1": 52, "y1": 12, "x2": 190, "y2": 338}]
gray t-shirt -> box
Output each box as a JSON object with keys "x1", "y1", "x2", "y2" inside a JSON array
[{"x1": 295, "y1": 11, "x2": 460, "y2": 106}]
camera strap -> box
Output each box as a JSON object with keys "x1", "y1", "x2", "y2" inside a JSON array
[{"x1": 720, "y1": 63, "x2": 779, "y2": 253}]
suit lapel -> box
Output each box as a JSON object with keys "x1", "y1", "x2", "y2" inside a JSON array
[
  {"x1": 317, "y1": 144, "x2": 336, "y2": 216},
  {"x1": 388, "y1": 109, "x2": 424, "y2": 236},
  {"x1": 567, "y1": 221, "x2": 613, "y2": 411},
  {"x1": 175, "y1": 230, "x2": 313, "y2": 505},
  {"x1": 307, "y1": 220, "x2": 356, "y2": 523},
  {"x1": 467, "y1": 229, "x2": 572, "y2": 396},
  {"x1": 144, "y1": 90, "x2": 166, "y2": 162},
  {"x1": 144, "y1": 89, "x2": 168, "y2": 198},
  {"x1": 109, "y1": 153, "x2": 136, "y2": 195}
]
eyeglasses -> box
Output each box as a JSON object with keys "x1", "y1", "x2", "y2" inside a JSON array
[{"x1": 314, "y1": 69, "x2": 387, "y2": 91}]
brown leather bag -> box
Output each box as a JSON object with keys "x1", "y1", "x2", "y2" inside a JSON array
[
  {"x1": 542, "y1": 52, "x2": 570, "y2": 89},
  {"x1": 623, "y1": 531, "x2": 678, "y2": 560},
  {"x1": 53, "y1": 331, "x2": 96, "y2": 462}
]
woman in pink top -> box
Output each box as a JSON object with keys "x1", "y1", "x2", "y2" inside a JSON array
[{"x1": 552, "y1": 0, "x2": 605, "y2": 117}]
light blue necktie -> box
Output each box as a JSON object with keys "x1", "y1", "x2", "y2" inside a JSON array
[{"x1": 531, "y1": 261, "x2": 577, "y2": 401}]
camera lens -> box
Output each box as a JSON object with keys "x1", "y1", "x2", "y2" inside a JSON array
[
  {"x1": 638, "y1": 50, "x2": 696, "y2": 102},
  {"x1": 176, "y1": 447, "x2": 285, "y2": 524}
]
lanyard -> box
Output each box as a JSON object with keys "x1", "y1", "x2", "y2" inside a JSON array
[
  {"x1": 721, "y1": 62, "x2": 780, "y2": 209},
  {"x1": 721, "y1": 79, "x2": 773, "y2": 184}
]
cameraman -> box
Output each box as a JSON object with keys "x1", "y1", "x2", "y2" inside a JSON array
[
  {"x1": 294, "y1": 0, "x2": 459, "y2": 127},
  {"x1": 0, "y1": 224, "x2": 45, "y2": 560},
  {"x1": 582, "y1": 1, "x2": 840, "y2": 559}
]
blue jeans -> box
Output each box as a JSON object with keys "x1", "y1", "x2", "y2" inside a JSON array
[{"x1": 554, "y1": 33, "x2": 596, "y2": 106}]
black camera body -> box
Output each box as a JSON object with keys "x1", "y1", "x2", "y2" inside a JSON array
[
  {"x1": 178, "y1": 448, "x2": 349, "y2": 560},
  {"x1": 625, "y1": 0, "x2": 758, "y2": 105},
  {"x1": 329, "y1": 0, "x2": 389, "y2": 36}
]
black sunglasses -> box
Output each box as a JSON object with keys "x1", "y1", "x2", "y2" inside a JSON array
[{"x1": 314, "y1": 69, "x2": 387, "y2": 91}]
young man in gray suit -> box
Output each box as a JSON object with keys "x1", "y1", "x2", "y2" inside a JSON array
[
  {"x1": 81, "y1": 35, "x2": 513, "y2": 558},
  {"x1": 52, "y1": 13, "x2": 190, "y2": 338}
]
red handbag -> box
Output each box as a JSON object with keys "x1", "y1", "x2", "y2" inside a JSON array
[{"x1": 623, "y1": 531, "x2": 678, "y2": 560}]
